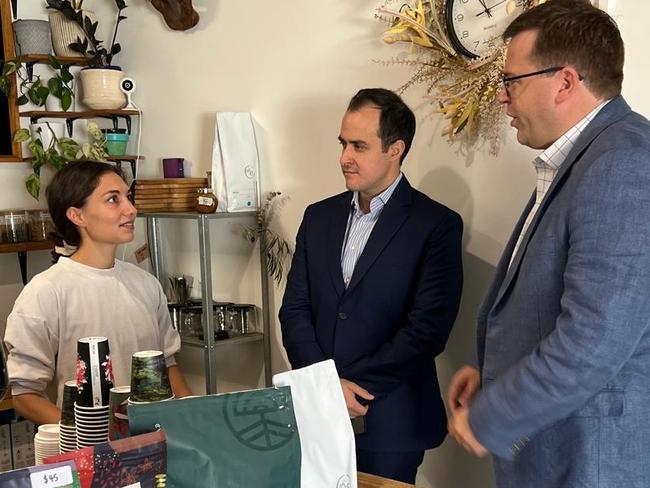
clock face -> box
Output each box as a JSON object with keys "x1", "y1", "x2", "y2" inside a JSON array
[{"x1": 446, "y1": 0, "x2": 526, "y2": 58}]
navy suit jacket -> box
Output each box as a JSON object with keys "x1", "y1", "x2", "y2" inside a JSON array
[
  {"x1": 470, "y1": 97, "x2": 650, "y2": 488},
  {"x1": 279, "y1": 176, "x2": 463, "y2": 452}
]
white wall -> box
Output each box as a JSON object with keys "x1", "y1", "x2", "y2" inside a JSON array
[{"x1": 2, "y1": 2, "x2": 647, "y2": 486}]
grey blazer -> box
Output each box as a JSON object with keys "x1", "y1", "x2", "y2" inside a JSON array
[{"x1": 469, "y1": 97, "x2": 650, "y2": 488}]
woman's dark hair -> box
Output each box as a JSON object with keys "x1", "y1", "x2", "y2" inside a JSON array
[{"x1": 46, "y1": 160, "x2": 126, "y2": 261}]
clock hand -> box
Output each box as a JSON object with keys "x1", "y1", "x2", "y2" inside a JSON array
[
  {"x1": 476, "y1": 0, "x2": 509, "y2": 16},
  {"x1": 477, "y1": 0, "x2": 493, "y2": 18}
]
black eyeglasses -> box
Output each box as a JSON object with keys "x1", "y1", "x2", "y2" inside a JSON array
[{"x1": 501, "y1": 66, "x2": 564, "y2": 96}]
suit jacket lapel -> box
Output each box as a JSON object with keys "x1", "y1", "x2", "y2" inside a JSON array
[
  {"x1": 327, "y1": 193, "x2": 351, "y2": 297},
  {"x1": 345, "y1": 177, "x2": 412, "y2": 295},
  {"x1": 493, "y1": 97, "x2": 632, "y2": 308}
]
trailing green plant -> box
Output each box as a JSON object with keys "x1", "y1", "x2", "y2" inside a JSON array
[
  {"x1": 46, "y1": 0, "x2": 128, "y2": 67},
  {"x1": 0, "y1": 59, "x2": 49, "y2": 107},
  {"x1": 243, "y1": 192, "x2": 294, "y2": 285},
  {"x1": 13, "y1": 121, "x2": 108, "y2": 199},
  {"x1": 47, "y1": 56, "x2": 75, "y2": 111},
  {"x1": 0, "y1": 56, "x2": 75, "y2": 110}
]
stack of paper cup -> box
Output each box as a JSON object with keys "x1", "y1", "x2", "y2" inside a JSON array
[
  {"x1": 34, "y1": 424, "x2": 60, "y2": 464},
  {"x1": 74, "y1": 336, "x2": 113, "y2": 448},
  {"x1": 74, "y1": 403, "x2": 110, "y2": 447},
  {"x1": 128, "y1": 351, "x2": 174, "y2": 405},
  {"x1": 59, "y1": 380, "x2": 77, "y2": 453}
]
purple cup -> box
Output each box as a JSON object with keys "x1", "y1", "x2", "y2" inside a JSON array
[{"x1": 162, "y1": 158, "x2": 185, "y2": 178}]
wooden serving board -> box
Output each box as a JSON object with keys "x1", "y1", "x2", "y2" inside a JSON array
[
  {"x1": 135, "y1": 194, "x2": 197, "y2": 202},
  {"x1": 136, "y1": 177, "x2": 207, "y2": 185},
  {"x1": 134, "y1": 187, "x2": 199, "y2": 196}
]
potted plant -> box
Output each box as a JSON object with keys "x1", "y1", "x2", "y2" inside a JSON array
[
  {"x1": 46, "y1": 0, "x2": 128, "y2": 110},
  {"x1": 0, "y1": 56, "x2": 75, "y2": 111},
  {"x1": 13, "y1": 121, "x2": 108, "y2": 199},
  {"x1": 48, "y1": 0, "x2": 95, "y2": 57}
]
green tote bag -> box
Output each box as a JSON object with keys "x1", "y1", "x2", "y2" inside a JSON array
[{"x1": 128, "y1": 386, "x2": 301, "y2": 488}]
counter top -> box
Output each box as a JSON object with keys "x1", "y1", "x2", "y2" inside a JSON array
[{"x1": 358, "y1": 472, "x2": 417, "y2": 487}]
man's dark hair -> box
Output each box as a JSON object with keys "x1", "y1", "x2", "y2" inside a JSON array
[
  {"x1": 503, "y1": 0, "x2": 624, "y2": 99},
  {"x1": 347, "y1": 88, "x2": 416, "y2": 164}
]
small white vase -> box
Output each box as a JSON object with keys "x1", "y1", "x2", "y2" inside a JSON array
[
  {"x1": 30, "y1": 122, "x2": 66, "y2": 151},
  {"x1": 80, "y1": 68, "x2": 126, "y2": 110}
]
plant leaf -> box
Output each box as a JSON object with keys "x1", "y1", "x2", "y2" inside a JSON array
[
  {"x1": 25, "y1": 173, "x2": 40, "y2": 200},
  {"x1": 13, "y1": 128, "x2": 30, "y2": 143}
]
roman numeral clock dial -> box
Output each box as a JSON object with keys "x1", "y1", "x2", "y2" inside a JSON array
[{"x1": 446, "y1": 0, "x2": 526, "y2": 58}]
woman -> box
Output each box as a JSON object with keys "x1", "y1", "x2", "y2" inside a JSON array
[{"x1": 4, "y1": 161, "x2": 191, "y2": 425}]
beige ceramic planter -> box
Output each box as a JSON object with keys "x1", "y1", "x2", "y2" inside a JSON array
[
  {"x1": 48, "y1": 10, "x2": 95, "y2": 57},
  {"x1": 80, "y1": 68, "x2": 126, "y2": 110}
]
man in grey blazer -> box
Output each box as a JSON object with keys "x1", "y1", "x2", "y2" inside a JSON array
[{"x1": 447, "y1": 1, "x2": 650, "y2": 487}]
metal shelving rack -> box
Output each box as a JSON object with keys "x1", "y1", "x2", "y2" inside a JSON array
[{"x1": 143, "y1": 211, "x2": 272, "y2": 394}]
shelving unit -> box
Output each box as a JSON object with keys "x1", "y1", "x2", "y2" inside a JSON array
[
  {"x1": 0, "y1": 240, "x2": 53, "y2": 285},
  {"x1": 142, "y1": 211, "x2": 272, "y2": 395},
  {"x1": 20, "y1": 109, "x2": 140, "y2": 135}
]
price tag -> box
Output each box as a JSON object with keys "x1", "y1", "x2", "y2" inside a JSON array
[{"x1": 29, "y1": 465, "x2": 73, "y2": 487}]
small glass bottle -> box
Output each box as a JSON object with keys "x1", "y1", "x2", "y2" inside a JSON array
[{"x1": 196, "y1": 188, "x2": 218, "y2": 213}]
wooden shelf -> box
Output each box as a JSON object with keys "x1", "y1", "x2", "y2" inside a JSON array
[
  {"x1": 0, "y1": 240, "x2": 53, "y2": 254},
  {"x1": 20, "y1": 109, "x2": 140, "y2": 118},
  {"x1": 108, "y1": 155, "x2": 145, "y2": 161},
  {"x1": 22, "y1": 155, "x2": 145, "y2": 163},
  {"x1": 0, "y1": 241, "x2": 54, "y2": 285},
  {"x1": 19, "y1": 54, "x2": 89, "y2": 66}
]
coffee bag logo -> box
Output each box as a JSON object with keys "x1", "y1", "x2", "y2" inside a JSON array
[
  {"x1": 223, "y1": 393, "x2": 295, "y2": 451},
  {"x1": 336, "y1": 474, "x2": 352, "y2": 488}
]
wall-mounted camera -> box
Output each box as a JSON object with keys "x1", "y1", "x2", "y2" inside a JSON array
[{"x1": 120, "y1": 77, "x2": 136, "y2": 109}]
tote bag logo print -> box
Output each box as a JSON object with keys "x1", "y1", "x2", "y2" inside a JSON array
[
  {"x1": 223, "y1": 393, "x2": 296, "y2": 451},
  {"x1": 336, "y1": 474, "x2": 352, "y2": 488}
]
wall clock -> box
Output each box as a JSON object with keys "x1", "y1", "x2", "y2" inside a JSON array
[{"x1": 445, "y1": 0, "x2": 526, "y2": 58}]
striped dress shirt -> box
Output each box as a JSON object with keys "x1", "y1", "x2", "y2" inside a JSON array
[
  {"x1": 341, "y1": 173, "x2": 403, "y2": 287},
  {"x1": 509, "y1": 100, "x2": 609, "y2": 267}
]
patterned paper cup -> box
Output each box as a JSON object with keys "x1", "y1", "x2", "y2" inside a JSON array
[
  {"x1": 109, "y1": 386, "x2": 131, "y2": 440},
  {"x1": 130, "y1": 351, "x2": 173, "y2": 403},
  {"x1": 60, "y1": 380, "x2": 77, "y2": 427},
  {"x1": 76, "y1": 337, "x2": 114, "y2": 407}
]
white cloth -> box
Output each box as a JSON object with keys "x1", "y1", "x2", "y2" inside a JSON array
[{"x1": 4, "y1": 257, "x2": 180, "y2": 407}]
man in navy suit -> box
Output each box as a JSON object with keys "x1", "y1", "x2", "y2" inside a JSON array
[
  {"x1": 280, "y1": 88, "x2": 463, "y2": 483},
  {"x1": 448, "y1": 2, "x2": 650, "y2": 487}
]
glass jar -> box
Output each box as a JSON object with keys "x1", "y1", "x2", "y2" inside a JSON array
[
  {"x1": 1, "y1": 210, "x2": 29, "y2": 244},
  {"x1": 27, "y1": 209, "x2": 54, "y2": 241},
  {"x1": 196, "y1": 188, "x2": 218, "y2": 213}
]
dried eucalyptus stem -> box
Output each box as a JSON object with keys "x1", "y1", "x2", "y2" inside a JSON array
[{"x1": 243, "y1": 192, "x2": 294, "y2": 285}]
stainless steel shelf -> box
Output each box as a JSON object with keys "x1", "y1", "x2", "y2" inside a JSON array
[
  {"x1": 181, "y1": 332, "x2": 264, "y2": 349},
  {"x1": 139, "y1": 211, "x2": 255, "y2": 220},
  {"x1": 144, "y1": 212, "x2": 272, "y2": 395}
]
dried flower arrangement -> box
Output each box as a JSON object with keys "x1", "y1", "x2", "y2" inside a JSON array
[
  {"x1": 242, "y1": 192, "x2": 293, "y2": 285},
  {"x1": 375, "y1": 0, "x2": 537, "y2": 154}
]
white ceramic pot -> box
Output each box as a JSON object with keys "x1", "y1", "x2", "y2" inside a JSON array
[
  {"x1": 45, "y1": 80, "x2": 75, "y2": 112},
  {"x1": 30, "y1": 122, "x2": 66, "y2": 150},
  {"x1": 48, "y1": 10, "x2": 95, "y2": 57},
  {"x1": 80, "y1": 68, "x2": 126, "y2": 110}
]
